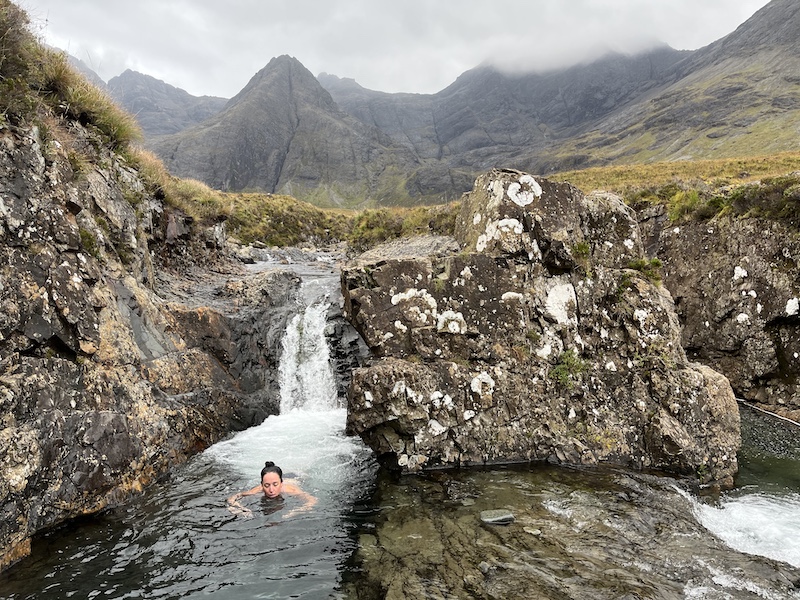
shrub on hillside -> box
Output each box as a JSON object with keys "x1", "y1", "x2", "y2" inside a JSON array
[
  {"x1": 0, "y1": 0, "x2": 40, "y2": 120},
  {"x1": 347, "y1": 203, "x2": 460, "y2": 253}
]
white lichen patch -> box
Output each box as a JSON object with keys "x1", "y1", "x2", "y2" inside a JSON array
[
  {"x1": 507, "y1": 174, "x2": 542, "y2": 207},
  {"x1": 498, "y1": 218, "x2": 524, "y2": 233},
  {"x1": 501, "y1": 292, "x2": 524, "y2": 304},
  {"x1": 437, "y1": 310, "x2": 467, "y2": 334},
  {"x1": 391, "y1": 380, "x2": 423, "y2": 404},
  {"x1": 430, "y1": 391, "x2": 454, "y2": 410},
  {"x1": 535, "y1": 343, "x2": 553, "y2": 359},
  {"x1": 633, "y1": 309, "x2": 649, "y2": 329},
  {"x1": 428, "y1": 419, "x2": 448, "y2": 436},
  {"x1": 406, "y1": 306, "x2": 430, "y2": 325},
  {"x1": 544, "y1": 282, "x2": 578, "y2": 326},
  {"x1": 394, "y1": 320, "x2": 408, "y2": 333},
  {"x1": 733, "y1": 266, "x2": 749, "y2": 281},
  {"x1": 787, "y1": 298, "x2": 799, "y2": 317},
  {"x1": 605, "y1": 361, "x2": 617, "y2": 372},
  {"x1": 463, "y1": 410, "x2": 476, "y2": 420},
  {"x1": 391, "y1": 288, "x2": 437, "y2": 310},
  {"x1": 623, "y1": 239, "x2": 635, "y2": 250},
  {"x1": 476, "y1": 218, "x2": 524, "y2": 252},
  {"x1": 470, "y1": 372, "x2": 495, "y2": 397},
  {"x1": 487, "y1": 178, "x2": 506, "y2": 208},
  {"x1": 473, "y1": 213, "x2": 482, "y2": 225}
]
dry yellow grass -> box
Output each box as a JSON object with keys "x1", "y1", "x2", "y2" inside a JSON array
[{"x1": 551, "y1": 152, "x2": 800, "y2": 195}]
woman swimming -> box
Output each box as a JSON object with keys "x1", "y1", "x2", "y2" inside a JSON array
[{"x1": 227, "y1": 461, "x2": 317, "y2": 518}]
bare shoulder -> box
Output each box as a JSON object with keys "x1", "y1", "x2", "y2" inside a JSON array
[{"x1": 282, "y1": 480, "x2": 303, "y2": 494}]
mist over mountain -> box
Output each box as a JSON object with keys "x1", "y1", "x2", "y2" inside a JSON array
[
  {"x1": 556, "y1": 0, "x2": 800, "y2": 165},
  {"x1": 112, "y1": 0, "x2": 799, "y2": 206}
]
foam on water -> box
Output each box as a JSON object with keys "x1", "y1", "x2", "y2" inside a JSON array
[
  {"x1": 206, "y1": 408, "x2": 370, "y2": 495},
  {"x1": 692, "y1": 491, "x2": 800, "y2": 568}
]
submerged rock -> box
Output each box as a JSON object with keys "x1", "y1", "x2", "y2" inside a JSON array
[
  {"x1": 479, "y1": 509, "x2": 515, "y2": 525},
  {"x1": 342, "y1": 169, "x2": 740, "y2": 486},
  {"x1": 340, "y1": 465, "x2": 800, "y2": 600}
]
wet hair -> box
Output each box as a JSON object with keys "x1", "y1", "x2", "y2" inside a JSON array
[{"x1": 260, "y1": 461, "x2": 283, "y2": 482}]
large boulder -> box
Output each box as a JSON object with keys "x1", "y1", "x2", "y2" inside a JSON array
[{"x1": 342, "y1": 169, "x2": 740, "y2": 486}]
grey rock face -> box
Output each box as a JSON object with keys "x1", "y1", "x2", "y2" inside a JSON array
[
  {"x1": 151, "y1": 56, "x2": 416, "y2": 207},
  {"x1": 108, "y1": 70, "x2": 228, "y2": 138},
  {"x1": 639, "y1": 205, "x2": 800, "y2": 420},
  {"x1": 342, "y1": 169, "x2": 740, "y2": 486}
]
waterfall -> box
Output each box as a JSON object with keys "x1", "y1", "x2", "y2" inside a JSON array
[
  {"x1": 278, "y1": 297, "x2": 339, "y2": 413},
  {"x1": 207, "y1": 268, "x2": 374, "y2": 492}
]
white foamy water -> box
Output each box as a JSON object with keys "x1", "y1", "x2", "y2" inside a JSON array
[
  {"x1": 690, "y1": 492, "x2": 800, "y2": 568},
  {"x1": 209, "y1": 273, "x2": 369, "y2": 495},
  {"x1": 206, "y1": 407, "x2": 370, "y2": 494},
  {"x1": 278, "y1": 299, "x2": 339, "y2": 413}
]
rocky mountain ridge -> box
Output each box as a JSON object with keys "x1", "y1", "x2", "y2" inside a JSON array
[
  {"x1": 103, "y1": 0, "x2": 800, "y2": 206},
  {"x1": 107, "y1": 70, "x2": 228, "y2": 137}
]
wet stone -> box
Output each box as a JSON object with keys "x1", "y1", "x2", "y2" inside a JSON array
[{"x1": 479, "y1": 509, "x2": 515, "y2": 525}]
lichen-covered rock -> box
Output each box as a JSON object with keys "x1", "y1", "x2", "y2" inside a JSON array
[
  {"x1": 0, "y1": 123, "x2": 297, "y2": 570},
  {"x1": 343, "y1": 169, "x2": 740, "y2": 487},
  {"x1": 639, "y1": 206, "x2": 800, "y2": 420}
]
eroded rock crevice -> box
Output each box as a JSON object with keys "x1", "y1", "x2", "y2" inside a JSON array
[{"x1": 639, "y1": 206, "x2": 800, "y2": 420}]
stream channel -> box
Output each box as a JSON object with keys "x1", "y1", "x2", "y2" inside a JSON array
[{"x1": 0, "y1": 258, "x2": 799, "y2": 599}]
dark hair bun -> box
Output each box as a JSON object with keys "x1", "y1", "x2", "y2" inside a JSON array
[{"x1": 264, "y1": 461, "x2": 275, "y2": 468}]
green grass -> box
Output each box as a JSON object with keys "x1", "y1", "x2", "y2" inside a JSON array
[
  {"x1": 549, "y1": 349, "x2": 587, "y2": 390},
  {"x1": 553, "y1": 153, "x2": 800, "y2": 194},
  {"x1": 347, "y1": 203, "x2": 460, "y2": 252}
]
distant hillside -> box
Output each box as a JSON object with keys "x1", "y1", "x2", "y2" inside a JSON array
[
  {"x1": 108, "y1": 70, "x2": 228, "y2": 137},
  {"x1": 65, "y1": 53, "x2": 106, "y2": 89},
  {"x1": 142, "y1": 0, "x2": 800, "y2": 206},
  {"x1": 551, "y1": 0, "x2": 800, "y2": 166}
]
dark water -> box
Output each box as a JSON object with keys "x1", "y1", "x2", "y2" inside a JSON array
[
  {"x1": 1, "y1": 405, "x2": 799, "y2": 599},
  {"x1": 0, "y1": 409, "x2": 377, "y2": 599}
]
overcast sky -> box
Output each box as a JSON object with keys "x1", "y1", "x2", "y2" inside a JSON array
[{"x1": 20, "y1": 0, "x2": 770, "y2": 98}]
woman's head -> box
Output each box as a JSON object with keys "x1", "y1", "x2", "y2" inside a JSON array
[
  {"x1": 260, "y1": 461, "x2": 283, "y2": 498},
  {"x1": 261, "y1": 461, "x2": 283, "y2": 481}
]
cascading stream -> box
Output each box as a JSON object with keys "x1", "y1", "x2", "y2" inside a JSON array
[
  {"x1": 278, "y1": 297, "x2": 339, "y2": 413},
  {"x1": 0, "y1": 261, "x2": 378, "y2": 599}
]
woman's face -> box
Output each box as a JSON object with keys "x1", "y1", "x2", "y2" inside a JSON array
[{"x1": 261, "y1": 472, "x2": 283, "y2": 498}]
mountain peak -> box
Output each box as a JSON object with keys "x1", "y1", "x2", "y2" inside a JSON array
[{"x1": 228, "y1": 54, "x2": 331, "y2": 109}]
